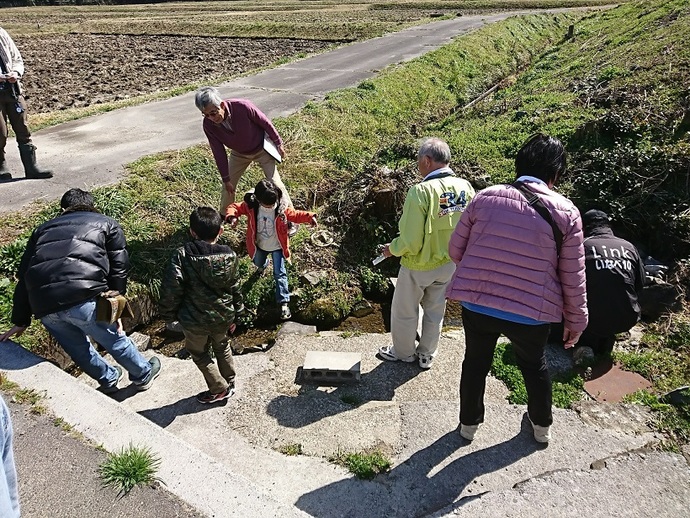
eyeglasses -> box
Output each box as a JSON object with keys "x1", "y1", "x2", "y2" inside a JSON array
[{"x1": 202, "y1": 107, "x2": 223, "y2": 119}]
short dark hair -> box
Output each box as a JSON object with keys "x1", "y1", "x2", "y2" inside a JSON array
[
  {"x1": 515, "y1": 133, "x2": 567, "y2": 185},
  {"x1": 254, "y1": 179, "x2": 281, "y2": 206},
  {"x1": 190, "y1": 206, "x2": 223, "y2": 241},
  {"x1": 60, "y1": 188, "x2": 94, "y2": 210}
]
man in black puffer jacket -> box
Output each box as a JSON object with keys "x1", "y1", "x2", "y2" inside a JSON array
[{"x1": 0, "y1": 188, "x2": 161, "y2": 393}]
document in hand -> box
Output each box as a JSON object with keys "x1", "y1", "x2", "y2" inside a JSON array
[{"x1": 263, "y1": 134, "x2": 282, "y2": 163}]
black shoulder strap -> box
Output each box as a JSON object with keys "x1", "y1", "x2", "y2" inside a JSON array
[{"x1": 512, "y1": 181, "x2": 563, "y2": 257}]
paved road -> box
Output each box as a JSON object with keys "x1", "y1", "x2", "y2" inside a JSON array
[{"x1": 0, "y1": 11, "x2": 532, "y2": 213}]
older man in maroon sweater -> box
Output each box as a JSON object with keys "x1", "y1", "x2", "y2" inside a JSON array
[{"x1": 195, "y1": 86, "x2": 292, "y2": 215}]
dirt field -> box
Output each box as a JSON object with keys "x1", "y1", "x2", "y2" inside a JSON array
[{"x1": 15, "y1": 34, "x2": 336, "y2": 114}]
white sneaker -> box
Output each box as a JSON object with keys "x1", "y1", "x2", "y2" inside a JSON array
[
  {"x1": 418, "y1": 354, "x2": 434, "y2": 369},
  {"x1": 378, "y1": 345, "x2": 415, "y2": 363},
  {"x1": 459, "y1": 423, "x2": 481, "y2": 441},
  {"x1": 530, "y1": 418, "x2": 551, "y2": 443}
]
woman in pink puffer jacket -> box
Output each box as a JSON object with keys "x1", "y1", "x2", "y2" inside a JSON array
[{"x1": 447, "y1": 133, "x2": 587, "y2": 444}]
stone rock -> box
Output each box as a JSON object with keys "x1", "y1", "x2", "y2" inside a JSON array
[
  {"x1": 277, "y1": 321, "x2": 317, "y2": 338},
  {"x1": 121, "y1": 292, "x2": 158, "y2": 331},
  {"x1": 302, "y1": 270, "x2": 329, "y2": 286},
  {"x1": 638, "y1": 281, "x2": 680, "y2": 320},
  {"x1": 351, "y1": 299, "x2": 374, "y2": 318},
  {"x1": 129, "y1": 332, "x2": 151, "y2": 352}
]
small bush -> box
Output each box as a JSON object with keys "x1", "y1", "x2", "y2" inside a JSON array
[{"x1": 99, "y1": 444, "x2": 162, "y2": 496}]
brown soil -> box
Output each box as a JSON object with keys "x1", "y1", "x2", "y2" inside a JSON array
[{"x1": 15, "y1": 34, "x2": 336, "y2": 114}]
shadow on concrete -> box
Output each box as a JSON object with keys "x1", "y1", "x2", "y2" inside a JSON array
[
  {"x1": 138, "y1": 395, "x2": 222, "y2": 428},
  {"x1": 266, "y1": 360, "x2": 421, "y2": 428},
  {"x1": 296, "y1": 415, "x2": 542, "y2": 517},
  {"x1": 0, "y1": 340, "x2": 44, "y2": 370}
]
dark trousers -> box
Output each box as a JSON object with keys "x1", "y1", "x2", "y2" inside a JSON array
[
  {"x1": 460, "y1": 307, "x2": 553, "y2": 427},
  {"x1": 0, "y1": 89, "x2": 31, "y2": 154}
]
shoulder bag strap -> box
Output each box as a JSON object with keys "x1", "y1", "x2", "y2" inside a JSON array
[{"x1": 512, "y1": 181, "x2": 564, "y2": 257}]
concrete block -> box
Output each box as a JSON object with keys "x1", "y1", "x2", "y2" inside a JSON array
[{"x1": 302, "y1": 351, "x2": 361, "y2": 383}]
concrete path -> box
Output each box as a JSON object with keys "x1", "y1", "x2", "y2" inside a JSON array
[
  {"x1": 0, "y1": 10, "x2": 547, "y2": 213},
  {"x1": 18, "y1": 323, "x2": 682, "y2": 518}
]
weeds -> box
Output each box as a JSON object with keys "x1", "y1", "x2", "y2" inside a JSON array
[
  {"x1": 278, "y1": 443, "x2": 303, "y2": 456},
  {"x1": 99, "y1": 444, "x2": 162, "y2": 496},
  {"x1": 328, "y1": 448, "x2": 391, "y2": 480}
]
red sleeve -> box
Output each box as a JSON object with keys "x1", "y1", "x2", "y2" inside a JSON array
[{"x1": 284, "y1": 208, "x2": 315, "y2": 224}]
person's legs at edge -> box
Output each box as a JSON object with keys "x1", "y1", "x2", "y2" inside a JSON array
[
  {"x1": 5, "y1": 94, "x2": 31, "y2": 146},
  {"x1": 256, "y1": 149, "x2": 292, "y2": 209},
  {"x1": 0, "y1": 396, "x2": 19, "y2": 518},
  {"x1": 40, "y1": 306, "x2": 120, "y2": 388},
  {"x1": 220, "y1": 150, "x2": 253, "y2": 213},
  {"x1": 459, "y1": 308, "x2": 501, "y2": 426},
  {"x1": 182, "y1": 327, "x2": 229, "y2": 394},
  {"x1": 504, "y1": 322, "x2": 553, "y2": 427},
  {"x1": 207, "y1": 326, "x2": 236, "y2": 387},
  {"x1": 417, "y1": 262, "x2": 455, "y2": 358},
  {"x1": 390, "y1": 266, "x2": 424, "y2": 359}
]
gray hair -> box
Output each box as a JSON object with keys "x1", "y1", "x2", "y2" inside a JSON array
[
  {"x1": 195, "y1": 86, "x2": 223, "y2": 111},
  {"x1": 418, "y1": 137, "x2": 451, "y2": 165}
]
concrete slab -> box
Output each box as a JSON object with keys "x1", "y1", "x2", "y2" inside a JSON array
[
  {"x1": 68, "y1": 326, "x2": 664, "y2": 517},
  {"x1": 302, "y1": 350, "x2": 361, "y2": 383},
  {"x1": 432, "y1": 451, "x2": 690, "y2": 517},
  {"x1": 584, "y1": 362, "x2": 653, "y2": 402}
]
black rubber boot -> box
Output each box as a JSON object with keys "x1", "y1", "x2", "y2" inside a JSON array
[
  {"x1": 19, "y1": 143, "x2": 52, "y2": 179},
  {"x1": 0, "y1": 151, "x2": 11, "y2": 181}
]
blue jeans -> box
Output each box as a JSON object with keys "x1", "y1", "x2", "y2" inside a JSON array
[
  {"x1": 40, "y1": 299, "x2": 151, "y2": 388},
  {"x1": 0, "y1": 396, "x2": 19, "y2": 518},
  {"x1": 253, "y1": 248, "x2": 289, "y2": 304}
]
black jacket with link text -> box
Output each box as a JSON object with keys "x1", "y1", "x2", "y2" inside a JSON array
[
  {"x1": 12, "y1": 208, "x2": 129, "y2": 326},
  {"x1": 583, "y1": 227, "x2": 645, "y2": 336}
]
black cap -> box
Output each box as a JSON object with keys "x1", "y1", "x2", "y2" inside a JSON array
[{"x1": 583, "y1": 209, "x2": 609, "y2": 226}]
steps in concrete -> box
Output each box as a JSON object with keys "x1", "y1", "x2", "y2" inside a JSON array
[{"x1": 33, "y1": 324, "x2": 685, "y2": 517}]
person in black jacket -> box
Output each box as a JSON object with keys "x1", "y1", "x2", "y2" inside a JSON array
[
  {"x1": 576, "y1": 209, "x2": 646, "y2": 359},
  {"x1": 0, "y1": 189, "x2": 161, "y2": 393}
]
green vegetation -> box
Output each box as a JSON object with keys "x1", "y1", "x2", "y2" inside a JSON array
[
  {"x1": 328, "y1": 448, "x2": 391, "y2": 479},
  {"x1": 491, "y1": 342, "x2": 585, "y2": 408},
  {"x1": 278, "y1": 443, "x2": 304, "y2": 456},
  {"x1": 99, "y1": 444, "x2": 162, "y2": 496},
  {"x1": 624, "y1": 390, "x2": 690, "y2": 450}
]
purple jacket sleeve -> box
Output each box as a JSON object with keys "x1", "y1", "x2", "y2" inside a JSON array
[{"x1": 204, "y1": 125, "x2": 230, "y2": 183}]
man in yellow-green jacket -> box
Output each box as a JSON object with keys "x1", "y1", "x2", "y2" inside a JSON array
[{"x1": 378, "y1": 138, "x2": 475, "y2": 369}]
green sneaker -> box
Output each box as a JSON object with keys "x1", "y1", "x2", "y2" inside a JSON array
[
  {"x1": 136, "y1": 357, "x2": 162, "y2": 391},
  {"x1": 99, "y1": 365, "x2": 124, "y2": 394}
]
